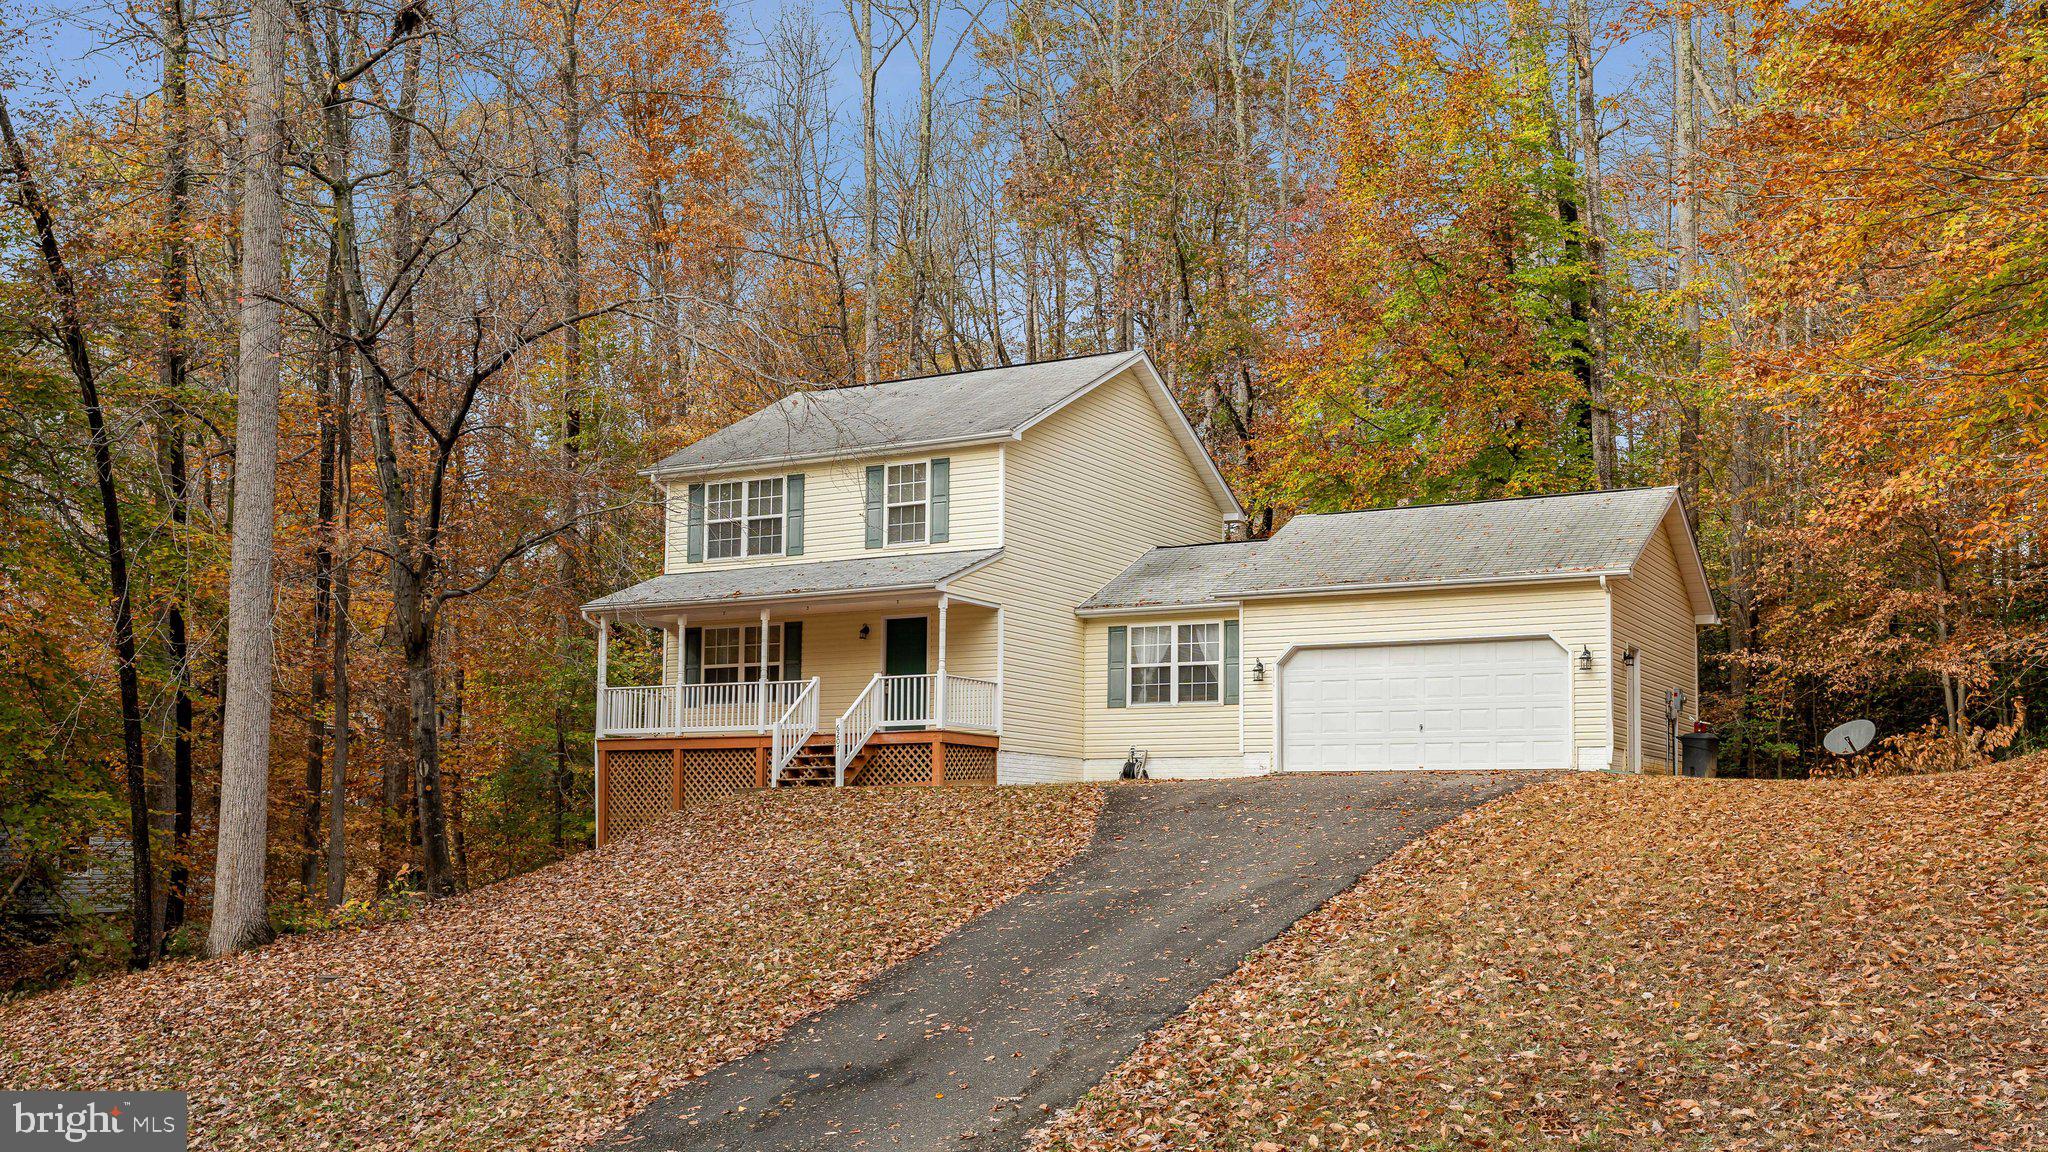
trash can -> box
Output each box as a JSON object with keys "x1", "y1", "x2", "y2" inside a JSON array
[{"x1": 1678, "y1": 730, "x2": 1718, "y2": 778}]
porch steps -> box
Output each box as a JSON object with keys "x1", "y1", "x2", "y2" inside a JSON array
[{"x1": 775, "y1": 738, "x2": 863, "y2": 787}]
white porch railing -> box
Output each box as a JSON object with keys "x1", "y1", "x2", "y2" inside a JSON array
[
  {"x1": 599, "y1": 685, "x2": 677, "y2": 736},
  {"x1": 942, "y1": 675, "x2": 1000, "y2": 733},
  {"x1": 598, "y1": 679, "x2": 810, "y2": 737},
  {"x1": 769, "y1": 679, "x2": 821, "y2": 785}
]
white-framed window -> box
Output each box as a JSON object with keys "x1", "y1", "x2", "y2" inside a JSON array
[
  {"x1": 701, "y1": 624, "x2": 783, "y2": 683},
  {"x1": 884, "y1": 462, "x2": 929, "y2": 546},
  {"x1": 1129, "y1": 622, "x2": 1222, "y2": 705},
  {"x1": 706, "y1": 477, "x2": 784, "y2": 560}
]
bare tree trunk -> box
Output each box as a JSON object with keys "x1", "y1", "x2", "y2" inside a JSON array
[
  {"x1": 156, "y1": 0, "x2": 196, "y2": 945},
  {"x1": 326, "y1": 347, "x2": 352, "y2": 907},
  {"x1": 554, "y1": 0, "x2": 586, "y2": 835},
  {"x1": 908, "y1": 0, "x2": 934, "y2": 371},
  {"x1": 0, "y1": 96, "x2": 158, "y2": 969},
  {"x1": 852, "y1": 0, "x2": 881, "y2": 383},
  {"x1": 305, "y1": 5, "x2": 358, "y2": 910},
  {"x1": 1277, "y1": 0, "x2": 1295, "y2": 258},
  {"x1": 1673, "y1": 9, "x2": 1703, "y2": 523},
  {"x1": 304, "y1": 242, "x2": 338, "y2": 899},
  {"x1": 377, "y1": 28, "x2": 423, "y2": 887},
  {"x1": 1567, "y1": 0, "x2": 1616, "y2": 487},
  {"x1": 211, "y1": 0, "x2": 289, "y2": 956}
]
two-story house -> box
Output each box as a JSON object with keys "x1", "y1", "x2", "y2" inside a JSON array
[{"x1": 583, "y1": 351, "x2": 1715, "y2": 842}]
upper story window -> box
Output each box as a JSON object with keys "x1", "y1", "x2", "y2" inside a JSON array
[
  {"x1": 1129, "y1": 622, "x2": 1222, "y2": 705},
  {"x1": 884, "y1": 462, "x2": 929, "y2": 546},
  {"x1": 706, "y1": 477, "x2": 784, "y2": 560}
]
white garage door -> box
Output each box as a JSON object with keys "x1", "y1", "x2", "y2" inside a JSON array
[{"x1": 1281, "y1": 638, "x2": 1571, "y2": 772}]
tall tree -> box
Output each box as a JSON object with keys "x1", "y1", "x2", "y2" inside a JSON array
[
  {"x1": 212, "y1": 0, "x2": 290, "y2": 956},
  {"x1": 154, "y1": 0, "x2": 198, "y2": 943},
  {"x1": 0, "y1": 97, "x2": 157, "y2": 969},
  {"x1": 1566, "y1": 0, "x2": 1616, "y2": 486}
]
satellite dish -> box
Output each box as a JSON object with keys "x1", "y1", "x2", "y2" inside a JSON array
[{"x1": 1823, "y1": 719, "x2": 1876, "y2": 756}]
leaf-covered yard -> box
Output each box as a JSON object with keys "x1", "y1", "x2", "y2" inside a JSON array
[
  {"x1": 1033, "y1": 763, "x2": 2048, "y2": 1151},
  {"x1": 0, "y1": 785, "x2": 1102, "y2": 1151}
]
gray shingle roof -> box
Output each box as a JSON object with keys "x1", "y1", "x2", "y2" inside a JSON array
[
  {"x1": 651, "y1": 353, "x2": 1139, "y2": 476},
  {"x1": 1078, "y1": 540, "x2": 1265, "y2": 612},
  {"x1": 583, "y1": 549, "x2": 1002, "y2": 616},
  {"x1": 1078, "y1": 488, "x2": 1685, "y2": 615},
  {"x1": 1217, "y1": 487, "x2": 1679, "y2": 597}
]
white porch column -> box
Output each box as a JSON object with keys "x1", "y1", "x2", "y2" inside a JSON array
[
  {"x1": 684, "y1": 610, "x2": 700, "y2": 725},
  {"x1": 935, "y1": 596, "x2": 949, "y2": 728},
  {"x1": 756, "y1": 607, "x2": 771, "y2": 730},
  {"x1": 594, "y1": 616, "x2": 609, "y2": 740}
]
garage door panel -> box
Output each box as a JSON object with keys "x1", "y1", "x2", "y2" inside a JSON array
[{"x1": 1282, "y1": 638, "x2": 1571, "y2": 772}]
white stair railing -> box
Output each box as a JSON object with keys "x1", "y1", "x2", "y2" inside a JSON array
[
  {"x1": 834, "y1": 673, "x2": 945, "y2": 782},
  {"x1": 769, "y1": 678, "x2": 821, "y2": 786},
  {"x1": 835, "y1": 675, "x2": 883, "y2": 784}
]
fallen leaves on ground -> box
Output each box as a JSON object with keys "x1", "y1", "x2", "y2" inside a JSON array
[
  {"x1": 1033, "y1": 761, "x2": 2048, "y2": 1151},
  {"x1": 1, "y1": 784, "x2": 1102, "y2": 1151}
]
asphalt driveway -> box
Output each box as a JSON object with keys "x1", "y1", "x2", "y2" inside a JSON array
[{"x1": 596, "y1": 772, "x2": 1532, "y2": 1151}]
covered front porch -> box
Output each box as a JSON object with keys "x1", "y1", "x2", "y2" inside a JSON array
[{"x1": 583, "y1": 553, "x2": 1005, "y2": 841}]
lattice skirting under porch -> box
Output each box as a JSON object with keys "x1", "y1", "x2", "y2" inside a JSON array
[
  {"x1": 603, "y1": 749, "x2": 674, "y2": 839},
  {"x1": 682, "y1": 748, "x2": 757, "y2": 806},
  {"x1": 601, "y1": 734, "x2": 998, "y2": 842},
  {"x1": 856, "y1": 741, "x2": 934, "y2": 786},
  {"x1": 941, "y1": 743, "x2": 996, "y2": 786},
  {"x1": 601, "y1": 745, "x2": 763, "y2": 842}
]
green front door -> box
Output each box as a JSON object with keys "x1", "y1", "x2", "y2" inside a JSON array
[{"x1": 883, "y1": 617, "x2": 929, "y2": 728}]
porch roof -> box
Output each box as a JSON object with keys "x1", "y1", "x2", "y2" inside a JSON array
[{"x1": 581, "y1": 548, "x2": 1002, "y2": 619}]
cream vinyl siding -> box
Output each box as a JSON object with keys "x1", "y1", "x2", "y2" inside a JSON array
[
  {"x1": 950, "y1": 369, "x2": 1228, "y2": 778},
  {"x1": 1239, "y1": 580, "x2": 1615, "y2": 771},
  {"x1": 654, "y1": 602, "x2": 1000, "y2": 720},
  {"x1": 1609, "y1": 523, "x2": 1702, "y2": 771},
  {"x1": 661, "y1": 445, "x2": 1003, "y2": 573},
  {"x1": 1081, "y1": 614, "x2": 1242, "y2": 761}
]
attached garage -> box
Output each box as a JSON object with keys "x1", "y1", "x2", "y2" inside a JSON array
[
  {"x1": 1078, "y1": 487, "x2": 1718, "y2": 779},
  {"x1": 1280, "y1": 638, "x2": 1572, "y2": 772}
]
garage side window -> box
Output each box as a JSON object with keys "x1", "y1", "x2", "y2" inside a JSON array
[{"x1": 1129, "y1": 622, "x2": 1222, "y2": 705}]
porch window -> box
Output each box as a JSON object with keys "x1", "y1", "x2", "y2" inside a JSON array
[
  {"x1": 1129, "y1": 622, "x2": 1222, "y2": 705},
  {"x1": 706, "y1": 477, "x2": 784, "y2": 560},
  {"x1": 884, "y1": 462, "x2": 928, "y2": 546},
  {"x1": 701, "y1": 624, "x2": 783, "y2": 683}
]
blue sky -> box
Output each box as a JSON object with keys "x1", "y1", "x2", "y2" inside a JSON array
[{"x1": 12, "y1": 0, "x2": 1664, "y2": 184}]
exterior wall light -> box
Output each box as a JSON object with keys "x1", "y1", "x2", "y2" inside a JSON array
[
  {"x1": 1579, "y1": 646, "x2": 1595, "y2": 671},
  {"x1": 859, "y1": 624, "x2": 870, "y2": 640},
  {"x1": 1252, "y1": 658, "x2": 1266, "y2": 683}
]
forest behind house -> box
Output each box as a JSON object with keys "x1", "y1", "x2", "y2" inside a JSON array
[{"x1": 0, "y1": 0, "x2": 2040, "y2": 978}]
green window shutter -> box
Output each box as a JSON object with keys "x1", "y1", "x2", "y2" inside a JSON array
[
  {"x1": 1222, "y1": 619, "x2": 1241, "y2": 705},
  {"x1": 865, "y1": 465, "x2": 885, "y2": 548},
  {"x1": 783, "y1": 621, "x2": 803, "y2": 680},
  {"x1": 685, "y1": 483, "x2": 706, "y2": 564},
  {"x1": 1107, "y1": 626, "x2": 1128, "y2": 709},
  {"x1": 929, "y1": 457, "x2": 950, "y2": 543},
  {"x1": 682, "y1": 627, "x2": 703, "y2": 685},
  {"x1": 785, "y1": 473, "x2": 805, "y2": 556}
]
